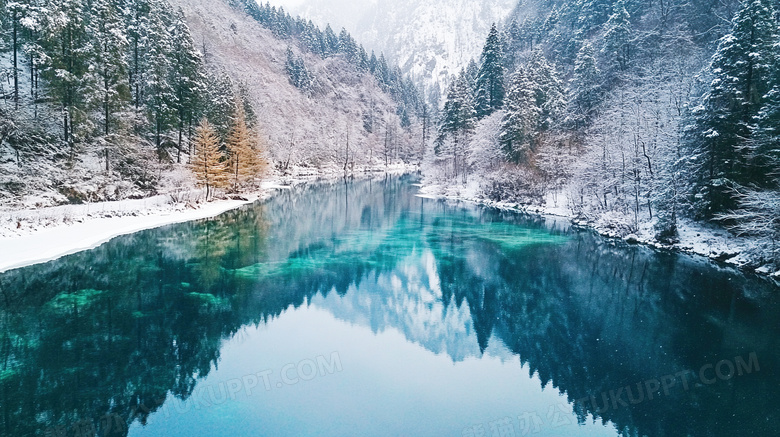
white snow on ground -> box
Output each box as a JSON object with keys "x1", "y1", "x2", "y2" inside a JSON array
[
  {"x1": 0, "y1": 165, "x2": 417, "y2": 273},
  {"x1": 418, "y1": 183, "x2": 780, "y2": 283},
  {"x1": 0, "y1": 189, "x2": 264, "y2": 273},
  {"x1": 418, "y1": 183, "x2": 572, "y2": 218}
]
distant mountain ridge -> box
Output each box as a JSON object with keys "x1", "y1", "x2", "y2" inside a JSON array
[{"x1": 275, "y1": 0, "x2": 516, "y2": 86}]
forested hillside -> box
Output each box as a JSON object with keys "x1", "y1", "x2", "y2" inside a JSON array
[
  {"x1": 425, "y1": 0, "x2": 780, "y2": 270},
  {"x1": 0, "y1": 0, "x2": 422, "y2": 208}
]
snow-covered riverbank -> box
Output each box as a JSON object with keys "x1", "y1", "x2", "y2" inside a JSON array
[
  {"x1": 0, "y1": 184, "x2": 277, "y2": 273},
  {"x1": 0, "y1": 164, "x2": 418, "y2": 273},
  {"x1": 418, "y1": 183, "x2": 780, "y2": 284},
  {"x1": 8, "y1": 165, "x2": 776, "y2": 285}
]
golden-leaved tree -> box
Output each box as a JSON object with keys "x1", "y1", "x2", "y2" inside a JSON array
[
  {"x1": 226, "y1": 99, "x2": 268, "y2": 192},
  {"x1": 191, "y1": 118, "x2": 228, "y2": 201}
]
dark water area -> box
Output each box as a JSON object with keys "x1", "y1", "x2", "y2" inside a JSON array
[{"x1": 0, "y1": 175, "x2": 777, "y2": 436}]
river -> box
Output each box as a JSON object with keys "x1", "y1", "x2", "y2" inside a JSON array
[{"x1": 0, "y1": 175, "x2": 777, "y2": 436}]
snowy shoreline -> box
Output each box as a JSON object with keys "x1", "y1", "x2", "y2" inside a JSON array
[
  {"x1": 0, "y1": 164, "x2": 417, "y2": 273},
  {"x1": 0, "y1": 185, "x2": 273, "y2": 273},
  {"x1": 3, "y1": 166, "x2": 777, "y2": 286},
  {"x1": 417, "y1": 184, "x2": 780, "y2": 285}
]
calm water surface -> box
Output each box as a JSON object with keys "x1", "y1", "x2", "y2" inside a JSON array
[{"x1": 0, "y1": 175, "x2": 778, "y2": 437}]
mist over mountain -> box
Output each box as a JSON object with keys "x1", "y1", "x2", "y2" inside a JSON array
[{"x1": 267, "y1": 0, "x2": 516, "y2": 86}]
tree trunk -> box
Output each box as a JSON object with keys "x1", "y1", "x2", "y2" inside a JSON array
[
  {"x1": 104, "y1": 77, "x2": 110, "y2": 136},
  {"x1": 178, "y1": 120, "x2": 183, "y2": 164},
  {"x1": 344, "y1": 129, "x2": 350, "y2": 173},
  {"x1": 235, "y1": 154, "x2": 240, "y2": 193},
  {"x1": 156, "y1": 111, "x2": 162, "y2": 161},
  {"x1": 64, "y1": 109, "x2": 70, "y2": 148},
  {"x1": 12, "y1": 10, "x2": 19, "y2": 109},
  {"x1": 384, "y1": 125, "x2": 389, "y2": 167}
]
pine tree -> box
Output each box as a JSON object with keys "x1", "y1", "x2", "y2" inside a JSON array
[
  {"x1": 269, "y1": 6, "x2": 291, "y2": 38},
  {"x1": 465, "y1": 59, "x2": 479, "y2": 85},
  {"x1": 226, "y1": 98, "x2": 263, "y2": 192},
  {"x1": 573, "y1": 0, "x2": 614, "y2": 31},
  {"x1": 500, "y1": 70, "x2": 539, "y2": 163},
  {"x1": 301, "y1": 20, "x2": 322, "y2": 55},
  {"x1": 568, "y1": 42, "x2": 601, "y2": 128},
  {"x1": 84, "y1": 0, "x2": 131, "y2": 139},
  {"x1": 687, "y1": 0, "x2": 779, "y2": 217},
  {"x1": 730, "y1": 40, "x2": 780, "y2": 260},
  {"x1": 14, "y1": 0, "x2": 47, "y2": 118},
  {"x1": 437, "y1": 71, "x2": 475, "y2": 179},
  {"x1": 42, "y1": 0, "x2": 89, "y2": 151},
  {"x1": 503, "y1": 19, "x2": 522, "y2": 69},
  {"x1": 500, "y1": 52, "x2": 564, "y2": 163},
  {"x1": 285, "y1": 46, "x2": 298, "y2": 83},
  {"x1": 285, "y1": 46, "x2": 313, "y2": 91},
  {"x1": 337, "y1": 27, "x2": 358, "y2": 63},
  {"x1": 474, "y1": 23, "x2": 505, "y2": 118},
  {"x1": 525, "y1": 50, "x2": 565, "y2": 132},
  {"x1": 368, "y1": 50, "x2": 378, "y2": 74},
  {"x1": 80, "y1": 0, "x2": 131, "y2": 174},
  {"x1": 602, "y1": 0, "x2": 633, "y2": 71},
  {"x1": 375, "y1": 54, "x2": 390, "y2": 87},
  {"x1": 169, "y1": 8, "x2": 204, "y2": 163},
  {"x1": 142, "y1": 0, "x2": 176, "y2": 155},
  {"x1": 204, "y1": 68, "x2": 236, "y2": 140},
  {"x1": 126, "y1": 0, "x2": 151, "y2": 109},
  {"x1": 323, "y1": 24, "x2": 338, "y2": 56},
  {"x1": 541, "y1": 6, "x2": 560, "y2": 36},
  {"x1": 439, "y1": 72, "x2": 476, "y2": 143},
  {"x1": 751, "y1": 86, "x2": 780, "y2": 185},
  {"x1": 191, "y1": 118, "x2": 228, "y2": 201},
  {"x1": 5, "y1": 1, "x2": 27, "y2": 109},
  {"x1": 357, "y1": 45, "x2": 369, "y2": 71}
]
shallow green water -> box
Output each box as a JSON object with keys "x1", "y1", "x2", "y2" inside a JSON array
[{"x1": 0, "y1": 175, "x2": 778, "y2": 437}]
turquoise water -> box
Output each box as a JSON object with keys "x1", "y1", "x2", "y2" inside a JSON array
[{"x1": 0, "y1": 175, "x2": 777, "y2": 436}]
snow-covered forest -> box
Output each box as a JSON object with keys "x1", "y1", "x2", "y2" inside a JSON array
[
  {"x1": 423, "y1": 0, "x2": 780, "y2": 271},
  {"x1": 0, "y1": 0, "x2": 422, "y2": 208}
]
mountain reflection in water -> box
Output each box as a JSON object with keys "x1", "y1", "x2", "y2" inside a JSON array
[{"x1": 0, "y1": 175, "x2": 777, "y2": 437}]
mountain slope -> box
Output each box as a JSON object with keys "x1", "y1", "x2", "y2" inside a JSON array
[{"x1": 171, "y1": 0, "x2": 418, "y2": 168}]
